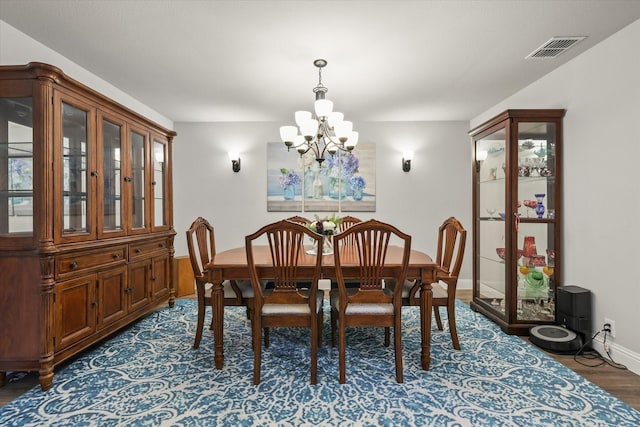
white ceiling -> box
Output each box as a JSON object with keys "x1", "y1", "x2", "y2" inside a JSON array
[{"x1": 2, "y1": 0, "x2": 640, "y2": 124}]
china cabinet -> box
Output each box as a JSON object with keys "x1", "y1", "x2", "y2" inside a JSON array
[
  {"x1": 0, "y1": 63, "x2": 176, "y2": 390},
  {"x1": 469, "y1": 109, "x2": 564, "y2": 335}
]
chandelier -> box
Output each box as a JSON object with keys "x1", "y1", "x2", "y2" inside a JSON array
[{"x1": 279, "y1": 59, "x2": 358, "y2": 165}]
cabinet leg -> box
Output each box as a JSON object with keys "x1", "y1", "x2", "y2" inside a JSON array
[
  {"x1": 39, "y1": 367, "x2": 54, "y2": 391},
  {"x1": 0, "y1": 371, "x2": 6, "y2": 387}
]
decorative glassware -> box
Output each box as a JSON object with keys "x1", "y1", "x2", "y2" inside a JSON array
[
  {"x1": 283, "y1": 184, "x2": 295, "y2": 200},
  {"x1": 534, "y1": 193, "x2": 545, "y2": 219},
  {"x1": 304, "y1": 167, "x2": 315, "y2": 198},
  {"x1": 486, "y1": 207, "x2": 496, "y2": 220},
  {"x1": 352, "y1": 187, "x2": 363, "y2": 201}
]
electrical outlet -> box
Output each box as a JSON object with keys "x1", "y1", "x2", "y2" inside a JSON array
[{"x1": 604, "y1": 318, "x2": 616, "y2": 338}]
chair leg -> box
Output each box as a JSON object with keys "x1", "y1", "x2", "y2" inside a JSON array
[
  {"x1": 384, "y1": 327, "x2": 390, "y2": 347},
  {"x1": 264, "y1": 327, "x2": 270, "y2": 348},
  {"x1": 339, "y1": 317, "x2": 346, "y2": 384},
  {"x1": 253, "y1": 316, "x2": 262, "y2": 385},
  {"x1": 310, "y1": 315, "x2": 318, "y2": 385},
  {"x1": 193, "y1": 297, "x2": 206, "y2": 349},
  {"x1": 330, "y1": 306, "x2": 337, "y2": 347},
  {"x1": 394, "y1": 316, "x2": 403, "y2": 383},
  {"x1": 317, "y1": 308, "x2": 324, "y2": 348},
  {"x1": 434, "y1": 306, "x2": 444, "y2": 330},
  {"x1": 447, "y1": 300, "x2": 461, "y2": 350}
]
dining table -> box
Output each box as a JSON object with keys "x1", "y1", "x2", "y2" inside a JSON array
[{"x1": 204, "y1": 245, "x2": 438, "y2": 371}]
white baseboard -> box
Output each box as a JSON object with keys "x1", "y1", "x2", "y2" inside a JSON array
[{"x1": 591, "y1": 336, "x2": 640, "y2": 376}]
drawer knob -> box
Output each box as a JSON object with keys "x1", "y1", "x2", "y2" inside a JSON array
[
  {"x1": 70, "y1": 261, "x2": 78, "y2": 269},
  {"x1": 135, "y1": 248, "x2": 141, "y2": 253},
  {"x1": 113, "y1": 253, "x2": 121, "y2": 259}
]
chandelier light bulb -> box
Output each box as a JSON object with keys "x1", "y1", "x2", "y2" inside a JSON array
[
  {"x1": 314, "y1": 99, "x2": 333, "y2": 117},
  {"x1": 300, "y1": 119, "x2": 318, "y2": 138},
  {"x1": 295, "y1": 111, "x2": 312, "y2": 127},
  {"x1": 328, "y1": 111, "x2": 344, "y2": 128},
  {"x1": 334, "y1": 120, "x2": 353, "y2": 140},
  {"x1": 346, "y1": 131, "x2": 359, "y2": 149},
  {"x1": 280, "y1": 125, "x2": 298, "y2": 143}
]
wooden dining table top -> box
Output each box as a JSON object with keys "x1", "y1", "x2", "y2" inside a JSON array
[
  {"x1": 207, "y1": 245, "x2": 436, "y2": 279},
  {"x1": 204, "y1": 244, "x2": 438, "y2": 372}
]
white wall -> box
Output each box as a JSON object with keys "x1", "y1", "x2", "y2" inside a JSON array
[
  {"x1": 172, "y1": 121, "x2": 473, "y2": 285},
  {"x1": 472, "y1": 19, "x2": 640, "y2": 373},
  {"x1": 0, "y1": 20, "x2": 172, "y2": 130}
]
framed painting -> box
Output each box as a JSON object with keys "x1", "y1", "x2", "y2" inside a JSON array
[{"x1": 267, "y1": 142, "x2": 375, "y2": 213}]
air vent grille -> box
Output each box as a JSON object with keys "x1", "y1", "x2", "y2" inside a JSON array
[{"x1": 526, "y1": 37, "x2": 586, "y2": 59}]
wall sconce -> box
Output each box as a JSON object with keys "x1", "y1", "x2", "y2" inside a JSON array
[
  {"x1": 475, "y1": 149, "x2": 487, "y2": 172},
  {"x1": 229, "y1": 152, "x2": 241, "y2": 172},
  {"x1": 402, "y1": 150, "x2": 414, "y2": 172}
]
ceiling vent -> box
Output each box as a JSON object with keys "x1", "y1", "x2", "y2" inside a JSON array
[{"x1": 526, "y1": 36, "x2": 586, "y2": 59}]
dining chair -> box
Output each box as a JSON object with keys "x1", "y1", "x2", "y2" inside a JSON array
[
  {"x1": 337, "y1": 215, "x2": 362, "y2": 233},
  {"x1": 186, "y1": 217, "x2": 254, "y2": 349},
  {"x1": 245, "y1": 219, "x2": 325, "y2": 385},
  {"x1": 286, "y1": 215, "x2": 311, "y2": 225},
  {"x1": 389, "y1": 216, "x2": 467, "y2": 350},
  {"x1": 330, "y1": 219, "x2": 411, "y2": 384}
]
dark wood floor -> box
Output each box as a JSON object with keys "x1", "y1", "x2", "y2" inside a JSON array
[{"x1": 2, "y1": 292, "x2": 639, "y2": 410}]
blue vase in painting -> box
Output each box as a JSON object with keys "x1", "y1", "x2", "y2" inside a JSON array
[
  {"x1": 328, "y1": 178, "x2": 346, "y2": 200},
  {"x1": 283, "y1": 184, "x2": 295, "y2": 200},
  {"x1": 352, "y1": 187, "x2": 363, "y2": 201},
  {"x1": 304, "y1": 167, "x2": 315, "y2": 199}
]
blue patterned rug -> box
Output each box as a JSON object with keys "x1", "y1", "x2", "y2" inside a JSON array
[{"x1": 1, "y1": 299, "x2": 639, "y2": 426}]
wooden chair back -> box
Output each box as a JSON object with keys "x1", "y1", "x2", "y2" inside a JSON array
[
  {"x1": 436, "y1": 217, "x2": 467, "y2": 285},
  {"x1": 333, "y1": 219, "x2": 411, "y2": 306},
  {"x1": 186, "y1": 217, "x2": 215, "y2": 280},
  {"x1": 286, "y1": 215, "x2": 311, "y2": 225},
  {"x1": 246, "y1": 219, "x2": 324, "y2": 309}
]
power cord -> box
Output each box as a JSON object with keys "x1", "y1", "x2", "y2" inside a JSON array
[{"x1": 573, "y1": 328, "x2": 628, "y2": 370}]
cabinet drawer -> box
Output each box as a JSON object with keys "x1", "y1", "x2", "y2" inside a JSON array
[
  {"x1": 129, "y1": 239, "x2": 169, "y2": 260},
  {"x1": 57, "y1": 246, "x2": 128, "y2": 276}
]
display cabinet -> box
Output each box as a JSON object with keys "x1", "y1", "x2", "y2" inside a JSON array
[
  {"x1": 0, "y1": 63, "x2": 176, "y2": 390},
  {"x1": 469, "y1": 109, "x2": 564, "y2": 335}
]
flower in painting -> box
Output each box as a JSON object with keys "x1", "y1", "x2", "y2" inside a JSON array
[
  {"x1": 349, "y1": 175, "x2": 366, "y2": 191},
  {"x1": 322, "y1": 152, "x2": 360, "y2": 180},
  {"x1": 278, "y1": 168, "x2": 302, "y2": 188}
]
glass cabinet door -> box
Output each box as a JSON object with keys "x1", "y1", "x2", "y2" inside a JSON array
[
  {"x1": 55, "y1": 94, "x2": 96, "y2": 242},
  {"x1": 128, "y1": 127, "x2": 148, "y2": 233},
  {"x1": 0, "y1": 96, "x2": 33, "y2": 236},
  {"x1": 515, "y1": 121, "x2": 558, "y2": 322},
  {"x1": 475, "y1": 126, "x2": 507, "y2": 317},
  {"x1": 152, "y1": 137, "x2": 168, "y2": 230},
  {"x1": 98, "y1": 113, "x2": 125, "y2": 238}
]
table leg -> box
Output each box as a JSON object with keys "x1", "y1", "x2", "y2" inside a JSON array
[
  {"x1": 212, "y1": 280, "x2": 225, "y2": 369},
  {"x1": 420, "y1": 279, "x2": 433, "y2": 370}
]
